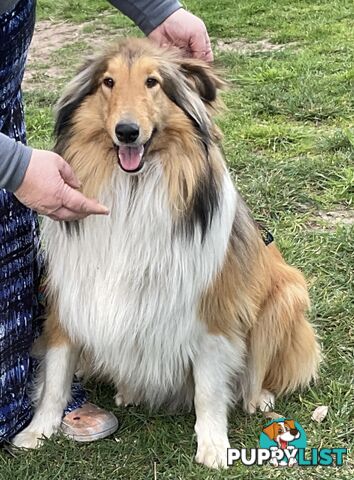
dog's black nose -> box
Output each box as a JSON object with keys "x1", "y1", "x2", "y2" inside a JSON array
[
  {"x1": 290, "y1": 428, "x2": 298, "y2": 436},
  {"x1": 115, "y1": 122, "x2": 140, "y2": 144}
]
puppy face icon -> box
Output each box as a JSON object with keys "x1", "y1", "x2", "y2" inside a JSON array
[{"x1": 263, "y1": 419, "x2": 300, "y2": 450}]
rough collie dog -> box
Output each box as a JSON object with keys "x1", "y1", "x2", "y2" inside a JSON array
[{"x1": 13, "y1": 38, "x2": 320, "y2": 468}]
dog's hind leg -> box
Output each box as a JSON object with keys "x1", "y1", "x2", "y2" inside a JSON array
[
  {"x1": 243, "y1": 367, "x2": 275, "y2": 414},
  {"x1": 12, "y1": 312, "x2": 80, "y2": 449},
  {"x1": 240, "y1": 328, "x2": 276, "y2": 414},
  {"x1": 242, "y1": 261, "x2": 320, "y2": 414},
  {"x1": 193, "y1": 334, "x2": 243, "y2": 469}
]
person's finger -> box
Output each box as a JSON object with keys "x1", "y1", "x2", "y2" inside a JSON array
[
  {"x1": 187, "y1": 22, "x2": 208, "y2": 57},
  {"x1": 203, "y1": 33, "x2": 214, "y2": 62},
  {"x1": 58, "y1": 158, "x2": 81, "y2": 189},
  {"x1": 48, "y1": 207, "x2": 89, "y2": 222},
  {"x1": 61, "y1": 185, "x2": 109, "y2": 215},
  {"x1": 189, "y1": 45, "x2": 207, "y2": 60},
  {"x1": 189, "y1": 31, "x2": 213, "y2": 61}
]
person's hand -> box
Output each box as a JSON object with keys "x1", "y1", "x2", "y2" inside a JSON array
[
  {"x1": 148, "y1": 8, "x2": 213, "y2": 62},
  {"x1": 14, "y1": 149, "x2": 109, "y2": 221}
]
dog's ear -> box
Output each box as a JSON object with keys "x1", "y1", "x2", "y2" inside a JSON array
[
  {"x1": 263, "y1": 422, "x2": 278, "y2": 440},
  {"x1": 285, "y1": 419, "x2": 296, "y2": 430},
  {"x1": 179, "y1": 59, "x2": 225, "y2": 104},
  {"x1": 160, "y1": 60, "x2": 221, "y2": 144},
  {"x1": 54, "y1": 56, "x2": 108, "y2": 140}
]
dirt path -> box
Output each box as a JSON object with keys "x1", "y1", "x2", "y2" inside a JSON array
[
  {"x1": 24, "y1": 20, "x2": 297, "y2": 90},
  {"x1": 23, "y1": 18, "x2": 130, "y2": 89},
  {"x1": 216, "y1": 38, "x2": 296, "y2": 53}
]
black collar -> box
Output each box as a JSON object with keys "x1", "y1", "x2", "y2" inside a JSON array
[{"x1": 257, "y1": 222, "x2": 274, "y2": 246}]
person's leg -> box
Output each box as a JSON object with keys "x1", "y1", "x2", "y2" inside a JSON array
[
  {"x1": 0, "y1": 0, "x2": 38, "y2": 440},
  {"x1": 0, "y1": 186, "x2": 41, "y2": 441},
  {"x1": 0, "y1": 0, "x2": 116, "y2": 445}
]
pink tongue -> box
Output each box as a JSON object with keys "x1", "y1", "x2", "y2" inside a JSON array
[{"x1": 118, "y1": 145, "x2": 144, "y2": 171}]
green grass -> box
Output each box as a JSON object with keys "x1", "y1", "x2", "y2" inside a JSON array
[{"x1": 2, "y1": 0, "x2": 353, "y2": 478}]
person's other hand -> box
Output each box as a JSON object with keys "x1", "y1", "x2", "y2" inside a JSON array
[
  {"x1": 148, "y1": 8, "x2": 213, "y2": 62},
  {"x1": 14, "y1": 149, "x2": 109, "y2": 221}
]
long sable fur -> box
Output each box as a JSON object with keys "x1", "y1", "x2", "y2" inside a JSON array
[{"x1": 52, "y1": 38, "x2": 321, "y2": 402}]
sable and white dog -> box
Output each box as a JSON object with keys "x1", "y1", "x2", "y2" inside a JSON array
[{"x1": 13, "y1": 39, "x2": 320, "y2": 468}]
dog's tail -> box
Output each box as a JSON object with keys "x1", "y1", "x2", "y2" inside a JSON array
[{"x1": 242, "y1": 245, "x2": 321, "y2": 412}]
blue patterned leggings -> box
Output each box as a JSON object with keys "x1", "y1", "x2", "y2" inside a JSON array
[{"x1": 0, "y1": 0, "x2": 85, "y2": 442}]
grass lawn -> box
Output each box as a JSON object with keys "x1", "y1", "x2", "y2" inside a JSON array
[{"x1": 1, "y1": 0, "x2": 353, "y2": 478}]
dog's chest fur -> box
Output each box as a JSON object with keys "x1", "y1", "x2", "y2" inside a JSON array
[{"x1": 43, "y1": 162, "x2": 237, "y2": 406}]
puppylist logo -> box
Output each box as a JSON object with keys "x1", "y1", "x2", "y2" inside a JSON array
[{"x1": 227, "y1": 418, "x2": 347, "y2": 467}]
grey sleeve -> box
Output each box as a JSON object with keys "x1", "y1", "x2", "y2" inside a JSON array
[
  {"x1": 107, "y1": 0, "x2": 181, "y2": 35},
  {"x1": 0, "y1": 133, "x2": 32, "y2": 192}
]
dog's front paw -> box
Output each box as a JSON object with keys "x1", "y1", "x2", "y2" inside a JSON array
[
  {"x1": 195, "y1": 438, "x2": 230, "y2": 469},
  {"x1": 11, "y1": 429, "x2": 45, "y2": 450},
  {"x1": 11, "y1": 418, "x2": 60, "y2": 450}
]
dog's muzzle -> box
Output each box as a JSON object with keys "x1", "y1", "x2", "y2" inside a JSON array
[{"x1": 115, "y1": 129, "x2": 157, "y2": 174}]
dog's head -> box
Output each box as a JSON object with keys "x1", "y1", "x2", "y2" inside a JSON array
[
  {"x1": 262, "y1": 420, "x2": 300, "y2": 447},
  {"x1": 55, "y1": 38, "x2": 224, "y2": 175}
]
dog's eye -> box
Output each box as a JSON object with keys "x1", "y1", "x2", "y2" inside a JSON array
[
  {"x1": 103, "y1": 77, "x2": 115, "y2": 89},
  {"x1": 146, "y1": 77, "x2": 158, "y2": 88}
]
